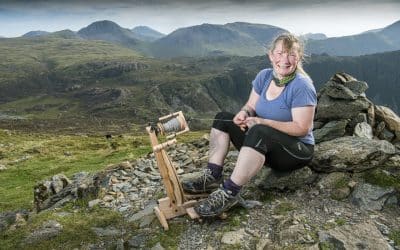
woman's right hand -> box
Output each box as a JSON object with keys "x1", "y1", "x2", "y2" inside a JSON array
[{"x1": 233, "y1": 110, "x2": 248, "y2": 131}]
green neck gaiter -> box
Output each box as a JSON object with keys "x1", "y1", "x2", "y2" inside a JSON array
[{"x1": 272, "y1": 70, "x2": 297, "y2": 87}]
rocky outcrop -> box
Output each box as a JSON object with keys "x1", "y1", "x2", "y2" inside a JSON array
[{"x1": 310, "y1": 136, "x2": 396, "y2": 172}]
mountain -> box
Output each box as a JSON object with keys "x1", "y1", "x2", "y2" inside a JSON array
[
  {"x1": 0, "y1": 35, "x2": 399, "y2": 128},
  {"x1": 131, "y1": 26, "x2": 165, "y2": 42},
  {"x1": 306, "y1": 20, "x2": 400, "y2": 56},
  {"x1": 22, "y1": 30, "x2": 50, "y2": 38},
  {"x1": 77, "y1": 20, "x2": 141, "y2": 48},
  {"x1": 48, "y1": 29, "x2": 81, "y2": 39},
  {"x1": 148, "y1": 22, "x2": 287, "y2": 58},
  {"x1": 301, "y1": 33, "x2": 327, "y2": 40}
]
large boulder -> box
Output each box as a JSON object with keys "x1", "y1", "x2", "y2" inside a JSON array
[
  {"x1": 255, "y1": 166, "x2": 317, "y2": 191},
  {"x1": 350, "y1": 183, "x2": 397, "y2": 211},
  {"x1": 318, "y1": 221, "x2": 393, "y2": 249},
  {"x1": 315, "y1": 95, "x2": 370, "y2": 121},
  {"x1": 310, "y1": 136, "x2": 396, "y2": 172}
]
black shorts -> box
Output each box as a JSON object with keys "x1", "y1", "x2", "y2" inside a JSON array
[{"x1": 212, "y1": 112, "x2": 314, "y2": 172}]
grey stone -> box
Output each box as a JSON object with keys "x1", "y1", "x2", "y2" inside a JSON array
[
  {"x1": 88, "y1": 199, "x2": 101, "y2": 208},
  {"x1": 310, "y1": 136, "x2": 396, "y2": 172},
  {"x1": 221, "y1": 228, "x2": 247, "y2": 245},
  {"x1": 385, "y1": 155, "x2": 400, "y2": 167},
  {"x1": 150, "y1": 242, "x2": 165, "y2": 250},
  {"x1": 128, "y1": 200, "x2": 157, "y2": 222},
  {"x1": 348, "y1": 113, "x2": 368, "y2": 129},
  {"x1": 24, "y1": 220, "x2": 63, "y2": 244},
  {"x1": 353, "y1": 122, "x2": 373, "y2": 139},
  {"x1": 351, "y1": 183, "x2": 397, "y2": 211},
  {"x1": 139, "y1": 214, "x2": 155, "y2": 228},
  {"x1": 128, "y1": 233, "x2": 148, "y2": 248},
  {"x1": 318, "y1": 221, "x2": 393, "y2": 250},
  {"x1": 314, "y1": 120, "x2": 348, "y2": 143},
  {"x1": 317, "y1": 172, "x2": 349, "y2": 190},
  {"x1": 256, "y1": 167, "x2": 317, "y2": 191},
  {"x1": 91, "y1": 226, "x2": 121, "y2": 237},
  {"x1": 315, "y1": 95, "x2": 370, "y2": 121},
  {"x1": 278, "y1": 224, "x2": 307, "y2": 244},
  {"x1": 324, "y1": 81, "x2": 357, "y2": 100},
  {"x1": 379, "y1": 128, "x2": 395, "y2": 141},
  {"x1": 343, "y1": 80, "x2": 369, "y2": 96}
]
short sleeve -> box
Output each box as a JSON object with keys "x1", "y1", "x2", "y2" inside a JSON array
[
  {"x1": 252, "y1": 69, "x2": 270, "y2": 95},
  {"x1": 291, "y1": 80, "x2": 317, "y2": 108}
]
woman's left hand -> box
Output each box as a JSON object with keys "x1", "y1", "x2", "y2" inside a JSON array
[{"x1": 245, "y1": 117, "x2": 262, "y2": 129}]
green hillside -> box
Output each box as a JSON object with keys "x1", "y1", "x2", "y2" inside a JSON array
[{"x1": 0, "y1": 35, "x2": 399, "y2": 133}]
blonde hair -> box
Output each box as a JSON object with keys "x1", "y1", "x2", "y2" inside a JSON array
[{"x1": 268, "y1": 33, "x2": 310, "y2": 79}]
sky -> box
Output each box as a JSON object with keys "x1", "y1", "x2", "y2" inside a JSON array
[{"x1": 0, "y1": 0, "x2": 399, "y2": 38}]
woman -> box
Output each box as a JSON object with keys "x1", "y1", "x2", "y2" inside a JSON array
[{"x1": 183, "y1": 33, "x2": 317, "y2": 217}]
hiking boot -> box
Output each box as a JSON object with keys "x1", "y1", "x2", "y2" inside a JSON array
[
  {"x1": 194, "y1": 187, "x2": 240, "y2": 217},
  {"x1": 182, "y1": 168, "x2": 222, "y2": 194}
]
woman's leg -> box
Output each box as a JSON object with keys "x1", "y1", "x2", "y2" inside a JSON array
[{"x1": 230, "y1": 146, "x2": 265, "y2": 186}]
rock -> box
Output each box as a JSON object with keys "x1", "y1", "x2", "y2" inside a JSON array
[
  {"x1": 151, "y1": 242, "x2": 165, "y2": 250},
  {"x1": 315, "y1": 95, "x2": 370, "y2": 121},
  {"x1": 351, "y1": 183, "x2": 397, "y2": 211},
  {"x1": 0, "y1": 210, "x2": 29, "y2": 233},
  {"x1": 91, "y1": 226, "x2": 122, "y2": 237},
  {"x1": 317, "y1": 172, "x2": 349, "y2": 190},
  {"x1": 34, "y1": 172, "x2": 101, "y2": 212},
  {"x1": 353, "y1": 122, "x2": 373, "y2": 139},
  {"x1": 314, "y1": 120, "x2": 348, "y2": 143},
  {"x1": 331, "y1": 187, "x2": 351, "y2": 200},
  {"x1": 24, "y1": 220, "x2": 63, "y2": 244},
  {"x1": 277, "y1": 224, "x2": 308, "y2": 244},
  {"x1": 221, "y1": 228, "x2": 247, "y2": 245},
  {"x1": 139, "y1": 214, "x2": 155, "y2": 228},
  {"x1": 385, "y1": 155, "x2": 400, "y2": 167},
  {"x1": 375, "y1": 105, "x2": 400, "y2": 134},
  {"x1": 310, "y1": 136, "x2": 396, "y2": 172},
  {"x1": 88, "y1": 199, "x2": 101, "y2": 208},
  {"x1": 379, "y1": 128, "x2": 395, "y2": 141},
  {"x1": 348, "y1": 112, "x2": 368, "y2": 129},
  {"x1": 128, "y1": 233, "x2": 148, "y2": 248},
  {"x1": 256, "y1": 167, "x2": 317, "y2": 191},
  {"x1": 128, "y1": 200, "x2": 157, "y2": 222},
  {"x1": 324, "y1": 81, "x2": 357, "y2": 100},
  {"x1": 51, "y1": 174, "x2": 71, "y2": 194},
  {"x1": 318, "y1": 221, "x2": 393, "y2": 249}
]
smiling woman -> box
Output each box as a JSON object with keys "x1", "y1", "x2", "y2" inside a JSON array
[{"x1": 181, "y1": 32, "x2": 317, "y2": 217}]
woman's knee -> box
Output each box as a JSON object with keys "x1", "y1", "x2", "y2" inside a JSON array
[
  {"x1": 242, "y1": 124, "x2": 270, "y2": 154},
  {"x1": 214, "y1": 111, "x2": 234, "y2": 120},
  {"x1": 212, "y1": 112, "x2": 234, "y2": 131}
]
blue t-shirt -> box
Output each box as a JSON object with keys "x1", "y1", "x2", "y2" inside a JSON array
[{"x1": 252, "y1": 68, "x2": 317, "y2": 145}]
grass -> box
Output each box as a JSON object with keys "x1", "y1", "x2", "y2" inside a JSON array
[
  {"x1": 0, "y1": 200, "x2": 133, "y2": 250},
  {"x1": 389, "y1": 230, "x2": 400, "y2": 247},
  {"x1": 146, "y1": 220, "x2": 186, "y2": 249},
  {"x1": 0, "y1": 128, "x2": 205, "y2": 249},
  {"x1": 362, "y1": 168, "x2": 400, "y2": 190},
  {"x1": 0, "y1": 129, "x2": 205, "y2": 212}
]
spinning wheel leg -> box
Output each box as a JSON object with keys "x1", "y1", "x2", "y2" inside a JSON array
[{"x1": 154, "y1": 206, "x2": 169, "y2": 230}]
